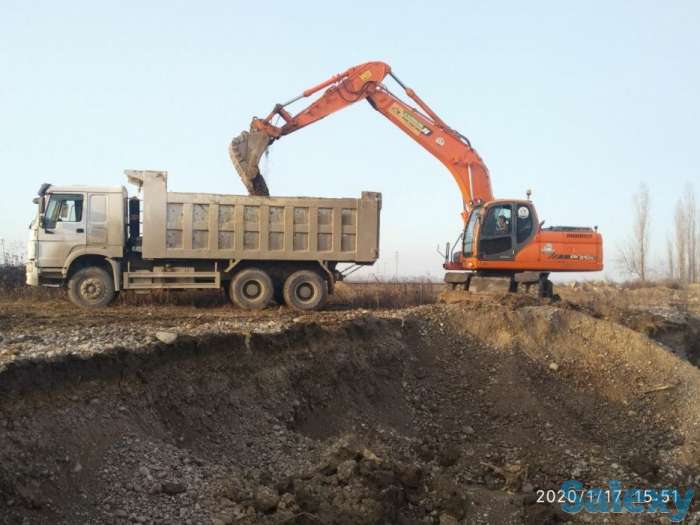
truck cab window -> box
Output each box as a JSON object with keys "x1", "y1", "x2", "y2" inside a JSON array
[{"x1": 45, "y1": 194, "x2": 83, "y2": 228}]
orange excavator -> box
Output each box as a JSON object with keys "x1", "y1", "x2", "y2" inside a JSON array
[{"x1": 230, "y1": 61, "x2": 603, "y2": 297}]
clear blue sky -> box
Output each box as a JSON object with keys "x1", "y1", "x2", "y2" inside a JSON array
[{"x1": 1, "y1": 1, "x2": 698, "y2": 279}]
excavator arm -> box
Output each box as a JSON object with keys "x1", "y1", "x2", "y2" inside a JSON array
[{"x1": 230, "y1": 61, "x2": 493, "y2": 217}]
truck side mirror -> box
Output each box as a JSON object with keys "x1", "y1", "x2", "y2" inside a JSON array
[{"x1": 40, "y1": 215, "x2": 55, "y2": 231}]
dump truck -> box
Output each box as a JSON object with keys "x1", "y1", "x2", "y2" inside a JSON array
[{"x1": 25, "y1": 170, "x2": 381, "y2": 310}]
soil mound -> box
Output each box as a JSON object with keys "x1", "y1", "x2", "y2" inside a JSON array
[{"x1": 1, "y1": 302, "x2": 699, "y2": 523}]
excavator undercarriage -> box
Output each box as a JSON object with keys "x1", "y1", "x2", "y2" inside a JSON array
[{"x1": 445, "y1": 271, "x2": 556, "y2": 299}]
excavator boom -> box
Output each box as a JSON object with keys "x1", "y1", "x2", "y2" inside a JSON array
[{"x1": 230, "y1": 61, "x2": 493, "y2": 214}]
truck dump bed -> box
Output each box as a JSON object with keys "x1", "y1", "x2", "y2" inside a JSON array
[{"x1": 127, "y1": 171, "x2": 381, "y2": 264}]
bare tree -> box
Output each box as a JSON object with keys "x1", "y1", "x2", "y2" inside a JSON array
[
  {"x1": 687, "y1": 185, "x2": 697, "y2": 283},
  {"x1": 666, "y1": 235, "x2": 675, "y2": 280},
  {"x1": 617, "y1": 183, "x2": 651, "y2": 281},
  {"x1": 697, "y1": 207, "x2": 700, "y2": 283},
  {"x1": 675, "y1": 200, "x2": 689, "y2": 283},
  {"x1": 673, "y1": 185, "x2": 699, "y2": 283}
]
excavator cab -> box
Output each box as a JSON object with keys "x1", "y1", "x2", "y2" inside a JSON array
[
  {"x1": 445, "y1": 199, "x2": 602, "y2": 296},
  {"x1": 451, "y1": 200, "x2": 537, "y2": 266},
  {"x1": 476, "y1": 201, "x2": 537, "y2": 261}
]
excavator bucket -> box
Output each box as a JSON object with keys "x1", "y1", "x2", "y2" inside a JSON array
[{"x1": 229, "y1": 128, "x2": 272, "y2": 196}]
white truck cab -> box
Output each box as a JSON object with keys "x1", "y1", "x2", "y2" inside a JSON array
[{"x1": 27, "y1": 183, "x2": 126, "y2": 297}]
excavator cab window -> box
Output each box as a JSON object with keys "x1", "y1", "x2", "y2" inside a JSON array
[
  {"x1": 479, "y1": 204, "x2": 514, "y2": 260},
  {"x1": 462, "y1": 208, "x2": 480, "y2": 257},
  {"x1": 516, "y1": 205, "x2": 533, "y2": 244}
]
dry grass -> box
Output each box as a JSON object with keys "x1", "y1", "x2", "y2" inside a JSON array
[
  {"x1": 0, "y1": 264, "x2": 226, "y2": 306},
  {"x1": 557, "y1": 281, "x2": 700, "y2": 336},
  {"x1": 0, "y1": 265, "x2": 441, "y2": 309},
  {"x1": 331, "y1": 280, "x2": 443, "y2": 309},
  {"x1": 11, "y1": 262, "x2": 693, "y2": 315},
  {"x1": 0, "y1": 264, "x2": 62, "y2": 301},
  {"x1": 0, "y1": 264, "x2": 24, "y2": 292},
  {"x1": 115, "y1": 289, "x2": 228, "y2": 307},
  {"x1": 617, "y1": 278, "x2": 685, "y2": 290},
  {"x1": 119, "y1": 280, "x2": 443, "y2": 309}
]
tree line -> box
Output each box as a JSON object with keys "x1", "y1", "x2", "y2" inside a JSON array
[{"x1": 618, "y1": 183, "x2": 699, "y2": 283}]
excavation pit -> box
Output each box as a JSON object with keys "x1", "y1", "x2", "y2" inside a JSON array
[{"x1": 1, "y1": 302, "x2": 700, "y2": 524}]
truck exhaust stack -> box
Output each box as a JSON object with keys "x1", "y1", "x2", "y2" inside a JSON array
[{"x1": 229, "y1": 127, "x2": 271, "y2": 196}]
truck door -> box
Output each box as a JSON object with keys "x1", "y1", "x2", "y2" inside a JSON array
[
  {"x1": 87, "y1": 193, "x2": 109, "y2": 245},
  {"x1": 37, "y1": 193, "x2": 86, "y2": 268},
  {"x1": 478, "y1": 203, "x2": 514, "y2": 260}
]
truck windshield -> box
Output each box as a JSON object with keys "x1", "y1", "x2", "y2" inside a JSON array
[
  {"x1": 44, "y1": 194, "x2": 83, "y2": 228},
  {"x1": 463, "y1": 208, "x2": 480, "y2": 257}
]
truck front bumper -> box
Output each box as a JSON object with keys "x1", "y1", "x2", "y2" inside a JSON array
[{"x1": 25, "y1": 261, "x2": 39, "y2": 286}]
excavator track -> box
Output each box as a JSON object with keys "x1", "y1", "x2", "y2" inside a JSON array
[
  {"x1": 441, "y1": 272, "x2": 558, "y2": 302},
  {"x1": 229, "y1": 128, "x2": 271, "y2": 196}
]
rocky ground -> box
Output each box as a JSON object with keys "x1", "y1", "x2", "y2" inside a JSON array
[{"x1": 1, "y1": 284, "x2": 700, "y2": 524}]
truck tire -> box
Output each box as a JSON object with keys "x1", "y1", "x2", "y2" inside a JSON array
[
  {"x1": 229, "y1": 268, "x2": 273, "y2": 309},
  {"x1": 67, "y1": 267, "x2": 116, "y2": 308},
  {"x1": 283, "y1": 270, "x2": 328, "y2": 311}
]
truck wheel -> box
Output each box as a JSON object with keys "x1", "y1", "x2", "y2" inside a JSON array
[
  {"x1": 283, "y1": 270, "x2": 328, "y2": 311},
  {"x1": 67, "y1": 267, "x2": 116, "y2": 308},
  {"x1": 229, "y1": 268, "x2": 273, "y2": 309}
]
